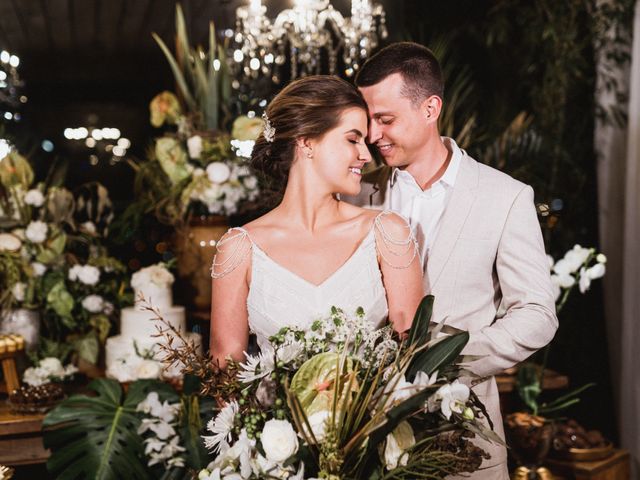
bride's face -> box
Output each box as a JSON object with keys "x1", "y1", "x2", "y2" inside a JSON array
[{"x1": 309, "y1": 107, "x2": 372, "y2": 196}]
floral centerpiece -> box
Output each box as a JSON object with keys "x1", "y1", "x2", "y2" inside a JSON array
[{"x1": 0, "y1": 141, "x2": 129, "y2": 365}]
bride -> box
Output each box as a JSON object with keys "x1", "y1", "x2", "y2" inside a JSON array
[{"x1": 210, "y1": 76, "x2": 423, "y2": 366}]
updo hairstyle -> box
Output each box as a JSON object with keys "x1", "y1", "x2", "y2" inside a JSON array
[{"x1": 251, "y1": 75, "x2": 367, "y2": 194}]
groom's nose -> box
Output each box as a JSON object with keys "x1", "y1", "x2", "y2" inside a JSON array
[{"x1": 368, "y1": 122, "x2": 383, "y2": 144}]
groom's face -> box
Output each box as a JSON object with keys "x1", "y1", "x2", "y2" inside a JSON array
[{"x1": 359, "y1": 73, "x2": 431, "y2": 168}]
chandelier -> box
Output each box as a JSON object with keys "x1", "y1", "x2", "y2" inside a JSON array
[{"x1": 232, "y1": 0, "x2": 387, "y2": 83}]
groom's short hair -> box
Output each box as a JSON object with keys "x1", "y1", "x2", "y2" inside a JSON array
[{"x1": 355, "y1": 42, "x2": 444, "y2": 105}]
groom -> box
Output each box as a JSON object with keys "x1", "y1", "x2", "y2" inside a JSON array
[{"x1": 347, "y1": 42, "x2": 558, "y2": 478}]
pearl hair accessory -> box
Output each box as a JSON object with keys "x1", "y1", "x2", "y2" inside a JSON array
[{"x1": 262, "y1": 112, "x2": 275, "y2": 143}]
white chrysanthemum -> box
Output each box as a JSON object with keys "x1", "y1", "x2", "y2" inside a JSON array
[
  {"x1": 238, "y1": 351, "x2": 274, "y2": 384},
  {"x1": 203, "y1": 400, "x2": 239, "y2": 453},
  {"x1": 25, "y1": 220, "x2": 48, "y2": 243}
]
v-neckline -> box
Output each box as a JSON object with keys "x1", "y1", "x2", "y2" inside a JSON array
[{"x1": 251, "y1": 228, "x2": 374, "y2": 288}]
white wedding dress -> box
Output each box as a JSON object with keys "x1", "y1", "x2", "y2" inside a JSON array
[{"x1": 211, "y1": 211, "x2": 417, "y2": 352}]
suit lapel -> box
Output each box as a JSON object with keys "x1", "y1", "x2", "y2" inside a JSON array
[{"x1": 426, "y1": 154, "x2": 479, "y2": 289}]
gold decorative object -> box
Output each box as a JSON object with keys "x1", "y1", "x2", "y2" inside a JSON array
[
  {"x1": 0, "y1": 333, "x2": 25, "y2": 393},
  {"x1": 512, "y1": 465, "x2": 555, "y2": 479}
]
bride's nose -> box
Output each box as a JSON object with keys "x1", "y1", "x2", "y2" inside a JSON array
[{"x1": 358, "y1": 143, "x2": 372, "y2": 163}]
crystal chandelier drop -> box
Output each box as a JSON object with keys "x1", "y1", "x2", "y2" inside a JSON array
[{"x1": 232, "y1": 0, "x2": 388, "y2": 83}]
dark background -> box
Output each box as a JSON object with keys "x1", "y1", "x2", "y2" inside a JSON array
[{"x1": 0, "y1": 0, "x2": 622, "y2": 444}]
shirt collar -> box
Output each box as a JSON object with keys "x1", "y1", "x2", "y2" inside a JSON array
[{"x1": 390, "y1": 136, "x2": 462, "y2": 189}]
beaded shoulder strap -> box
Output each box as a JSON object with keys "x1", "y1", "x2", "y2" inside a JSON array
[
  {"x1": 373, "y1": 211, "x2": 419, "y2": 269},
  {"x1": 210, "y1": 227, "x2": 253, "y2": 279}
]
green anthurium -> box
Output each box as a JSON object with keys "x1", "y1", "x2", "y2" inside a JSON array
[
  {"x1": 155, "y1": 137, "x2": 192, "y2": 185},
  {"x1": 0, "y1": 150, "x2": 33, "y2": 187},
  {"x1": 74, "y1": 332, "x2": 99, "y2": 364},
  {"x1": 43, "y1": 379, "x2": 166, "y2": 480},
  {"x1": 290, "y1": 352, "x2": 354, "y2": 412}
]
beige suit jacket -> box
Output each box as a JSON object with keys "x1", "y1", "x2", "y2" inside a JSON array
[{"x1": 345, "y1": 142, "x2": 558, "y2": 478}]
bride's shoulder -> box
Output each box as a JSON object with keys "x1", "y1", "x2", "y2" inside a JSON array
[{"x1": 210, "y1": 226, "x2": 254, "y2": 279}]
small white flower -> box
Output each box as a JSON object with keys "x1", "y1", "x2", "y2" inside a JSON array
[
  {"x1": 306, "y1": 410, "x2": 332, "y2": 442},
  {"x1": 551, "y1": 273, "x2": 575, "y2": 289},
  {"x1": 32, "y1": 262, "x2": 46, "y2": 276},
  {"x1": 0, "y1": 233, "x2": 22, "y2": 251},
  {"x1": 596, "y1": 253, "x2": 607, "y2": 264},
  {"x1": 131, "y1": 264, "x2": 174, "y2": 289},
  {"x1": 260, "y1": 419, "x2": 299, "y2": 463},
  {"x1": 82, "y1": 294, "x2": 104, "y2": 313},
  {"x1": 562, "y1": 245, "x2": 592, "y2": 273},
  {"x1": 243, "y1": 176, "x2": 258, "y2": 190},
  {"x1": 206, "y1": 162, "x2": 231, "y2": 184},
  {"x1": 193, "y1": 167, "x2": 205, "y2": 177},
  {"x1": 68, "y1": 264, "x2": 82, "y2": 281},
  {"x1": 578, "y1": 267, "x2": 591, "y2": 293},
  {"x1": 24, "y1": 189, "x2": 45, "y2": 207},
  {"x1": 25, "y1": 220, "x2": 48, "y2": 244},
  {"x1": 203, "y1": 401, "x2": 239, "y2": 454},
  {"x1": 22, "y1": 366, "x2": 50, "y2": 386},
  {"x1": 39, "y1": 357, "x2": 66, "y2": 377},
  {"x1": 230, "y1": 139, "x2": 255, "y2": 159},
  {"x1": 187, "y1": 135, "x2": 203, "y2": 159},
  {"x1": 103, "y1": 301, "x2": 114, "y2": 315},
  {"x1": 136, "y1": 359, "x2": 162, "y2": 379},
  {"x1": 77, "y1": 265, "x2": 100, "y2": 285},
  {"x1": 587, "y1": 263, "x2": 605, "y2": 280},
  {"x1": 11, "y1": 282, "x2": 26, "y2": 301},
  {"x1": 139, "y1": 419, "x2": 177, "y2": 440},
  {"x1": 547, "y1": 254, "x2": 555, "y2": 270}
]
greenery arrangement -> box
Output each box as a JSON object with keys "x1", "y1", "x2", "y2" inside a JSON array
[{"x1": 0, "y1": 142, "x2": 129, "y2": 365}]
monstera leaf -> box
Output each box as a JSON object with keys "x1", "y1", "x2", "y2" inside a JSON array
[{"x1": 42, "y1": 378, "x2": 165, "y2": 479}]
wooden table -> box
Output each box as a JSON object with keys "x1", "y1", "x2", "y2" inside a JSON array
[
  {"x1": 546, "y1": 449, "x2": 630, "y2": 480},
  {"x1": 0, "y1": 401, "x2": 49, "y2": 466}
]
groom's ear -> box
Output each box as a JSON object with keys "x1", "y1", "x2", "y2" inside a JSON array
[{"x1": 421, "y1": 95, "x2": 442, "y2": 124}]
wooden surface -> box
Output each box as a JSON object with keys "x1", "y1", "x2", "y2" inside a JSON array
[
  {"x1": 0, "y1": 401, "x2": 49, "y2": 466},
  {"x1": 546, "y1": 449, "x2": 630, "y2": 480},
  {"x1": 496, "y1": 368, "x2": 569, "y2": 393}
]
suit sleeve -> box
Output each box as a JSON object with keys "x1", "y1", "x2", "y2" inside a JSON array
[{"x1": 464, "y1": 185, "x2": 558, "y2": 377}]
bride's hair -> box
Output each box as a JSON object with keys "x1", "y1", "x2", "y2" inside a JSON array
[{"x1": 251, "y1": 75, "x2": 367, "y2": 195}]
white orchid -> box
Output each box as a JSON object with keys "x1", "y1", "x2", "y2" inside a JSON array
[
  {"x1": 31, "y1": 262, "x2": 46, "y2": 276},
  {"x1": 427, "y1": 380, "x2": 470, "y2": 420}
]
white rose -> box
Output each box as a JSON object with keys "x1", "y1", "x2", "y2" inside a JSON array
[
  {"x1": 187, "y1": 135, "x2": 203, "y2": 159},
  {"x1": 25, "y1": 220, "x2": 48, "y2": 244},
  {"x1": 260, "y1": 419, "x2": 299, "y2": 463},
  {"x1": 206, "y1": 162, "x2": 231, "y2": 184},
  {"x1": 11, "y1": 282, "x2": 26, "y2": 301},
  {"x1": 24, "y1": 189, "x2": 45, "y2": 207},
  {"x1": 135, "y1": 359, "x2": 162, "y2": 379},
  {"x1": 82, "y1": 294, "x2": 104, "y2": 313},
  {"x1": 383, "y1": 421, "x2": 415, "y2": 470},
  {"x1": 39, "y1": 357, "x2": 66, "y2": 377},
  {"x1": 306, "y1": 410, "x2": 331, "y2": 442},
  {"x1": 78, "y1": 265, "x2": 100, "y2": 285},
  {"x1": 31, "y1": 262, "x2": 47, "y2": 276},
  {"x1": 149, "y1": 266, "x2": 174, "y2": 286},
  {"x1": 0, "y1": 233, "x2": 22, "y2": 251}
]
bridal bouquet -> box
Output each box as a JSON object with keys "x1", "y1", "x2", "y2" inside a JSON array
[{"x1": 198, "y1": 298, "x2": 501, "y2": 480}]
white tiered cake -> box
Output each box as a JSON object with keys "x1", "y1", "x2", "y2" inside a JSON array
[{"x1": 105, "y1": 264, "x2": 201, "y2": 382}]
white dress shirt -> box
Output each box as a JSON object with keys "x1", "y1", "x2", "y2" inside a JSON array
[{"x1": 388, "y1": 137, "x2": 462, "y2": 263}]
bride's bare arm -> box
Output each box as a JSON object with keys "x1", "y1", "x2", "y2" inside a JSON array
[
  {"x1": 210, "y1": 229, "x2": 252, "y2": 368},
  {"x1": 374, "y1": 212, "x2": 424, "y2": 333}
]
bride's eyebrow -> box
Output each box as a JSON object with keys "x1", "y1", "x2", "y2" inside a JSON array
[{"x1": 344, "y1": 129, "x2": 364, "y2": 137}]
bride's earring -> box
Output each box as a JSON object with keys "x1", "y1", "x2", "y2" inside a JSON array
[{"x1": 306, "y1": 150, "x2": 313, "y2": 159}]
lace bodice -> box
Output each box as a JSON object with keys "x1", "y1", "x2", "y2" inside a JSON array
[{"x1": 211, "y1": 211, "x2": 418, "y2": 352}]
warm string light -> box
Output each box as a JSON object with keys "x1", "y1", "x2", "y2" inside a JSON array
[
  {"x1": 0, "y1": 49, "x2": 25, "y2": 123},
  {"x1": 231, "y1": 0, "x2": 387, "y2": 84},
  {"x1": 63, "y1": 126, "x2": 131, "y2": 166}
]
